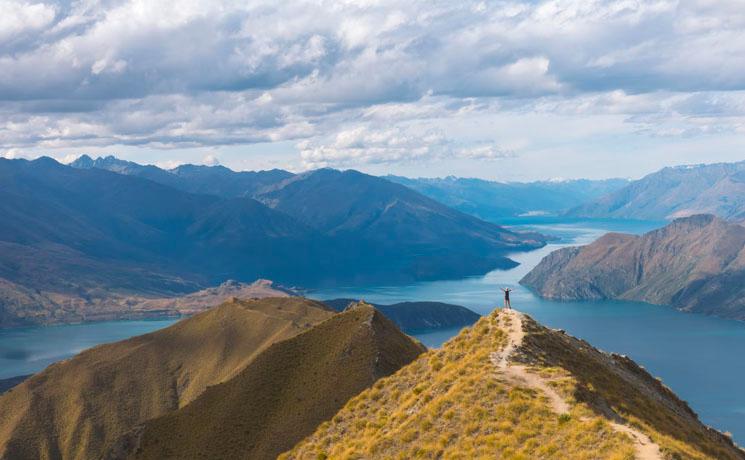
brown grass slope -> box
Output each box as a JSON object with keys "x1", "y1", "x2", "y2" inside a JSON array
[
  {"x1": 521, "y1": 214, "x2": 745, "y2": 320},
  {"x1": 284, "y1": 308, "x2": 743, "y2": 460},
  {"x1": 0, "y1": 297, "x2": 333, "y2": 460},
  {"x1": 112, "y1": 303, "x2": 425, "y2": 460}
]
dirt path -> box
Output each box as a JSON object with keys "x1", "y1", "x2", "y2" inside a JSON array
[
  {"x1": 490, "y1": 308, "x2": 662, "y2": 460},
  {"x1": 490, "y1": 309, "x2": 569, "y2": 414}
]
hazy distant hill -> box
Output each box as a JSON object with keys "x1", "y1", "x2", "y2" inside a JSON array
[
  {"x1": 521, "y1": 215, "x2": 745, "y2": 320},
  {"x1": 285, "y1": 308, "x2": 743, "y2": 459},
  {"x1": 0, "y1": 297, "x2": 336, "y2": 460},
  {"x1": 388, "y1": 175, "x2": 628, "y2": 221},
  {"x1": 111, "y1": 303, "x2": 425, "y2": 460},
  {"x1": 322, "y1": 298, "x2": 480, "y2": 332},
  {"x1": 569, "y1": 161, "x2": 745, "y2": 220}
]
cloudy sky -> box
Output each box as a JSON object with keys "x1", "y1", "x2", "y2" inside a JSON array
[{"x1": 2, "y1": 0, "x2": 745, "y2": 181}]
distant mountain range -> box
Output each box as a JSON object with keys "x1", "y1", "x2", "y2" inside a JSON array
[
  {"x1": 72, "y1": 155, "x2": 293, "y2": 199},
  {"x1": 521, "y1": 214, "x2": 745, "y2": 320},
  {"x1": 569, "y1": 161, "x2": 745, "y2": 220},
  {"x1": 387, "y1": 175, "x2": 629, "y2": 221},
  {"x1": 3, "y1": 298, "x2": 740, "y2": 459},
  {"x1": 0, "y1": 157, "x2": 546, "y2": 327}
]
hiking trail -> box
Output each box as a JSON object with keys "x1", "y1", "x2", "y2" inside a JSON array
[{"x1": 489, "y1": 308, "x2": 662, "y2": 460}]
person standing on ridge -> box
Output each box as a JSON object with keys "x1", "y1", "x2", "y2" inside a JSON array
[{"x1": 501, "y1": 287, "x2": 513, "y2": 309}]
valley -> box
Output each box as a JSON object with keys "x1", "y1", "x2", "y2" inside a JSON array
[
  {"x1": 5, "y1": 218, "x2": 745, "y2": 444},
  {"x1": 5, "y1": 4, "x2": 745, "y2": 458}
]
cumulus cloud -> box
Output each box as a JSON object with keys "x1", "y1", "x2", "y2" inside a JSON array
[
  {"x1": 298, "y1": 125, "x2": 514, "y2": 168},
  {"x1": 1, "y1": 0, "x2": 745, "y2": 168},
  {"x1": 202, "y1": 154, "x2": 220, "y2": 166},
  {"x1": 0, "y1": 1, "x2": 57, "y2": 46}
]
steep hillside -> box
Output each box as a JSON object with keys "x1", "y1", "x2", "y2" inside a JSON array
[
  {"x1": 0, "y1": 297, "x2": 334, "y2": 460},
  {"x1": 169, "y1": 163, "x2": 293, "y2": 197},
  {"x1": 0, "y1": 157, "x2": 313, "y2": 284},
  {"x1": 108, "y1": 303, "x2": 425, "y2": 460},
  {"x1": 569, "y1": 161, "x2": 745, "y2": 220},
  {"x1": 521, "y1": 215, "x2": 745, "y2": 320},
  {"x1": 389, "y1": 175, "x2": 628, "y2": 221},
  {"x1": 285, "y1": 308, "x2": 743, "y2": 459},
  {"x1": 256, "y1": 169, "x2": 547, "y2": 281},
  {"x1": 322, "y1": 298, "x2": 480, "y2": 332}
]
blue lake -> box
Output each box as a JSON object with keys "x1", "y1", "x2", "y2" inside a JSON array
[
  {"x1": 0, "y1": 319, "x2": 177, "y2": 380},
  {"x1": 2, "y1": 218, "x2": 745, "y2": 443}
]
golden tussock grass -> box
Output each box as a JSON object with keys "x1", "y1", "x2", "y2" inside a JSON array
[{"x1": 283, "y1": 310, "x2": 638, "y2": 460}]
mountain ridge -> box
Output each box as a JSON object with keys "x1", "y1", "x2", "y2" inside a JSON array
[
  {"x1": 285, "y1": 307, "x2": 743, "y2": 459},
  {"x1": 321, "y1": 298, "x2": 480, "y2": 332},
  {"x1": 0, "y1": 297, "x2": 336, "y2": 460},
  {"x1": 105, "y1": 303, "x2": 425, "y2": 460}
]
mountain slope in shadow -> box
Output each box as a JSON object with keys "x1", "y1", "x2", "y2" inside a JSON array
[{"x1": 1, "y1": 156, "x2": 548, "y2": 328}]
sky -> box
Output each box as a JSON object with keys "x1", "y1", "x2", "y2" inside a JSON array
[{"x1": 2, "y1": 0, "x2": 745, "y2": 181}]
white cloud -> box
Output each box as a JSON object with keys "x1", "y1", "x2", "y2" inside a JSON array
[
  {"x1": 298, "y1": 125, "x2": 516, "y2": 168},
  {"x1": 2, "y1": 0, "x2": 745, "y2": 173},
  {"x1": 202, "y1": 154, "x2": 220, "y2": 166},
  {"x1": 0, "y1": 1, "x2": 56, "y2": 44},
  {"x1": 456, "y1": 145, "x2": 516, "y2": 160}
]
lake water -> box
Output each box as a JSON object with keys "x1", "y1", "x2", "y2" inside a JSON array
[
  {"x1": 2, "y1": 218, "x2": 745, "y2": 443},
  {"x1": 0, "y1": 319, "x2": 177, "y2": 380}
]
